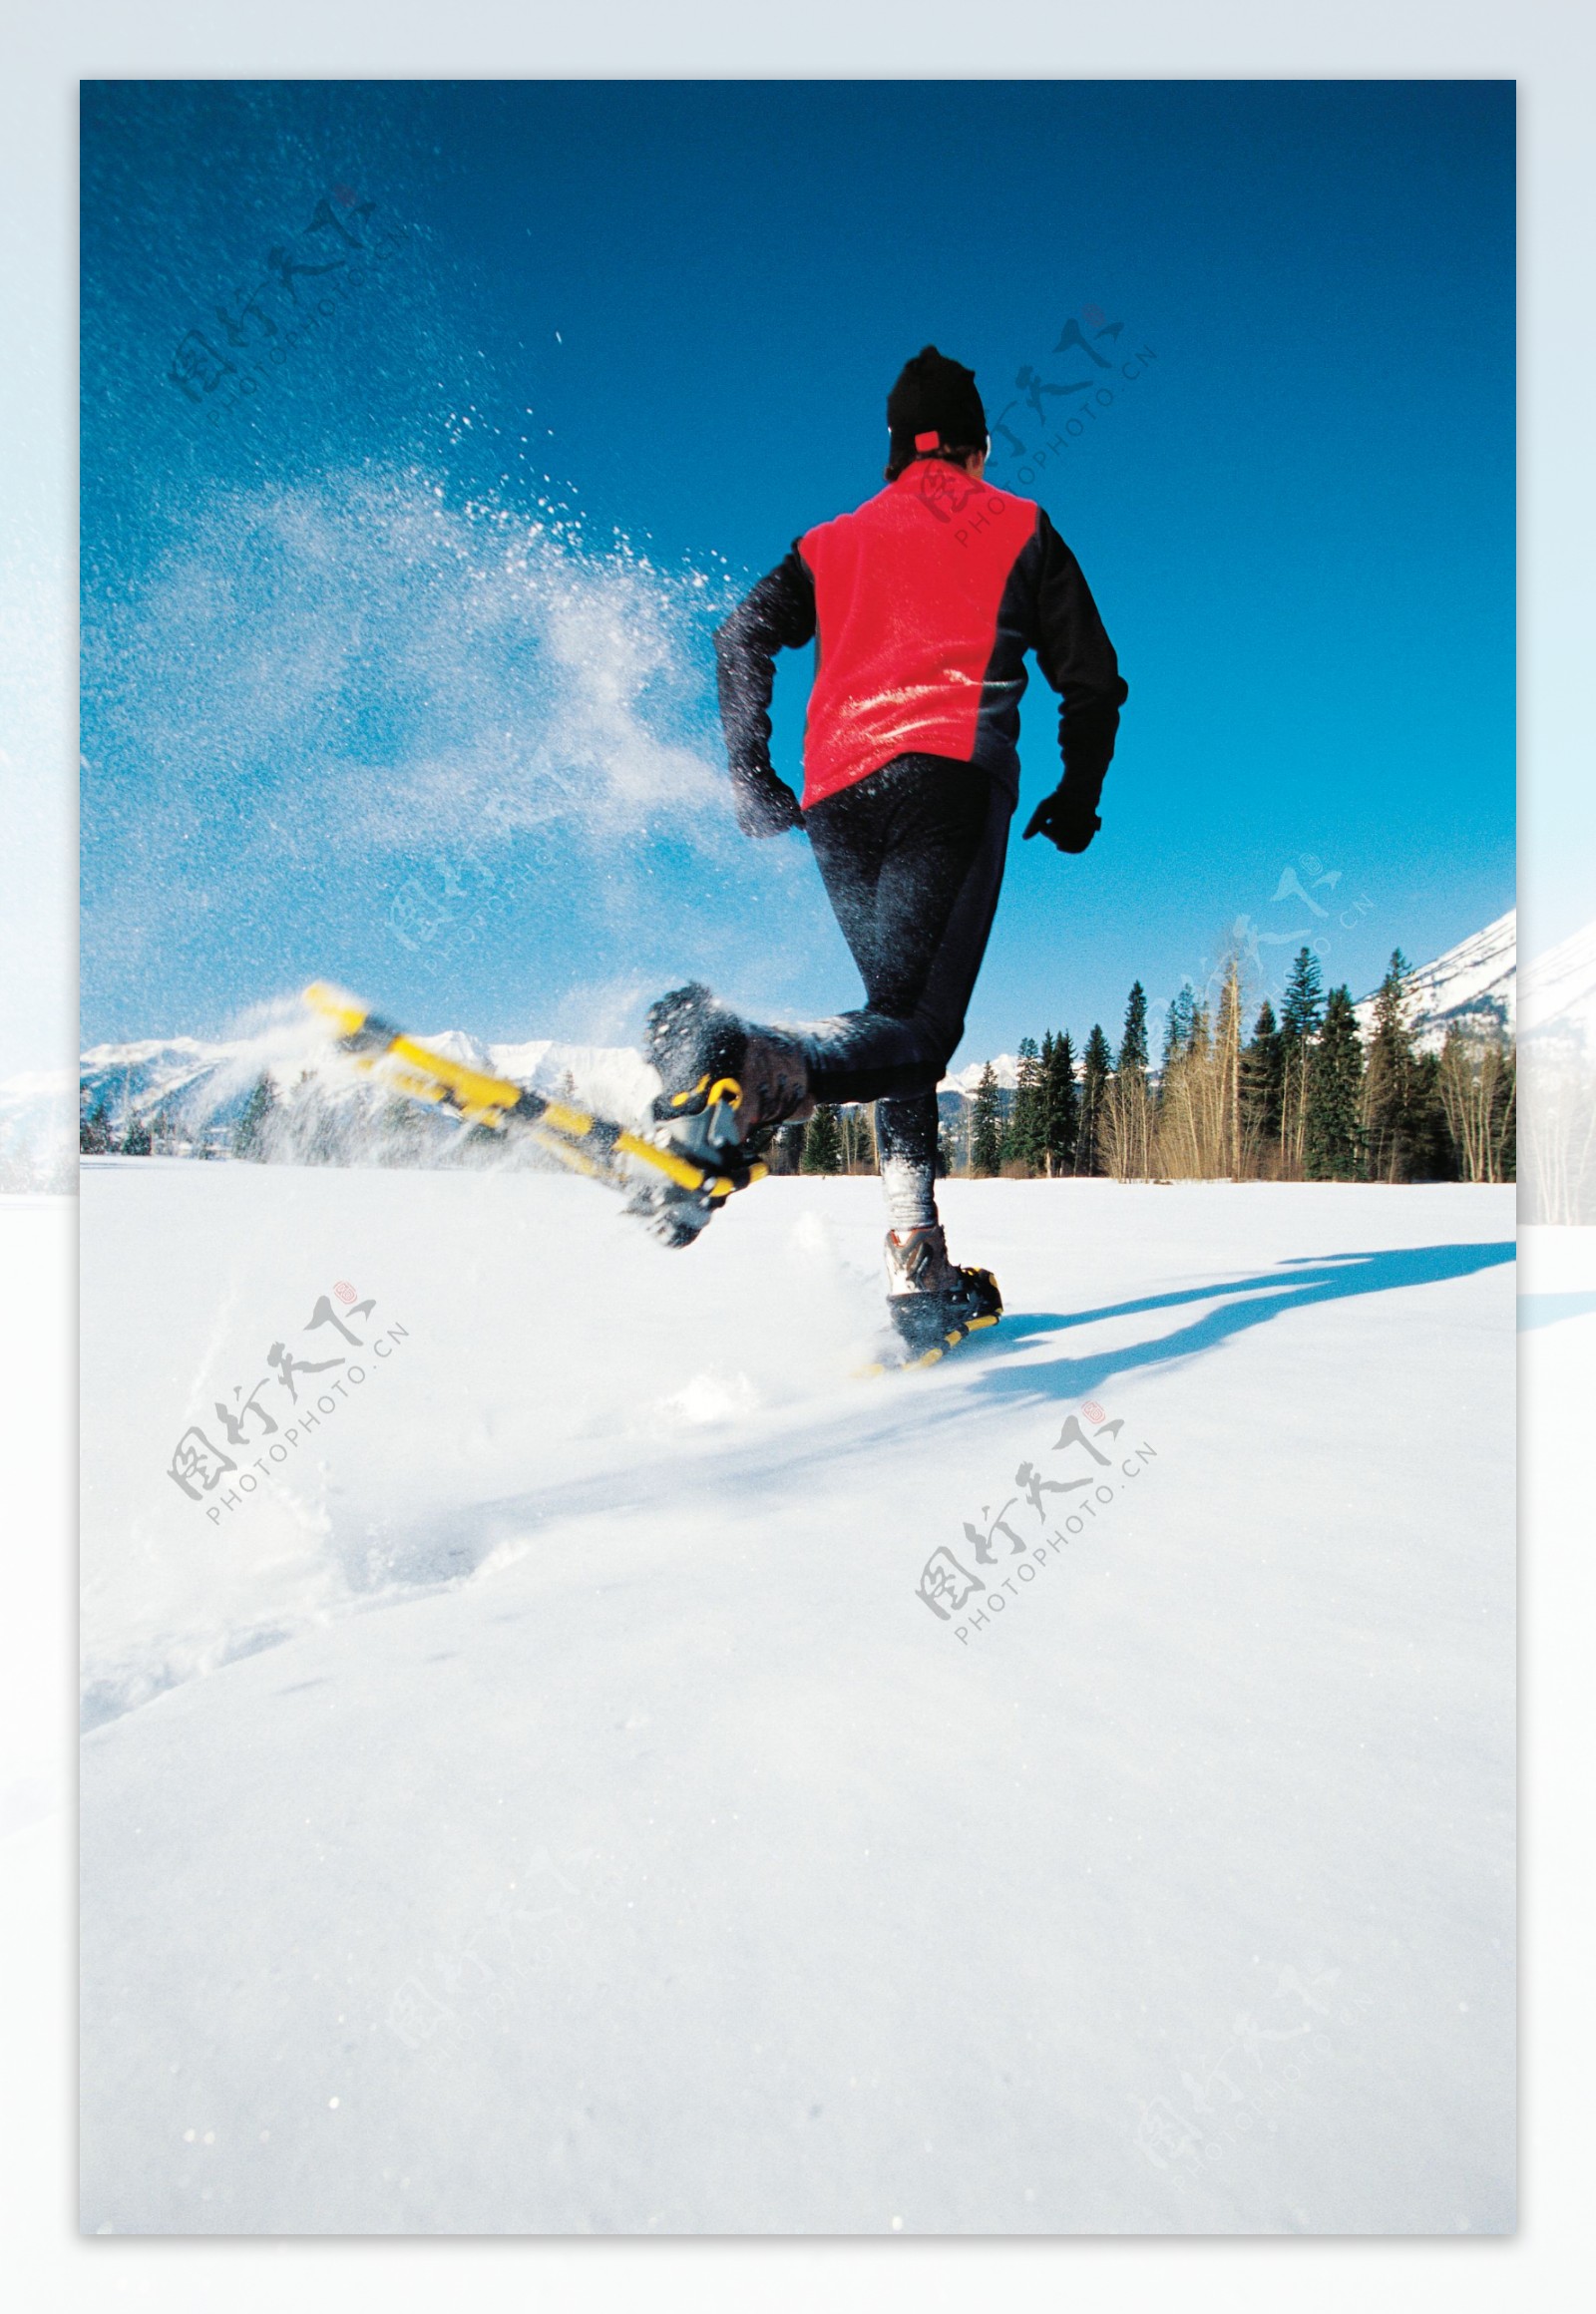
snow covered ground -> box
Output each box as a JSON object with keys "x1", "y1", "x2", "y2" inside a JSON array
[{"x1": 79, "y1": 1161, "x2": 1515, "y2": 2235}]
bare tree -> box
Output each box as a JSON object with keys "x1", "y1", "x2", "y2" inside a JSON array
[
  {"x1": 1102, "y1": 1066, "x2": 1155, "y2": 1180},
  {"x1": 1436, "y1": 1028, "x2": 1516, "y2": 1183},
  {"x1": 1152, "y1": 950, "x2": 1247, "y2": 1180}
]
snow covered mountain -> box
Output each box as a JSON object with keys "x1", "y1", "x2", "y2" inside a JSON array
[
  {"x1": 69, "y1": 1010, "x2": 1018, "y2": 1156},
  {"x1": 76, "y1": 1025, "x2": 547, "y2": 1135},
  {"x1": 0, "y1": 1069, "x2": 76, "y2": 1193},
  {"x1": 1354, "y1": 910, "x2": 1515, "y2": 1050},
  {"x1": 1520, "y1": 915, "x2": 1596, "y2": 1051},
  {"x1": 938, "y1": 1052, "x2": 1021, "y2": 1096},
  {"x1": 76, "y1": 1034, "x2": 255, "y2": 1153},
  {"x1": 71, "y1": 1012, "x2": 658, "y2": 1165}
]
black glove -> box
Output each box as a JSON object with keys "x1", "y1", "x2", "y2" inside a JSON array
[
  {"x1": 731, "y1": 769, "x2": 805, "y2": 839},
  {"x1": 1022, "y1": 787, "x2": 1101, "y2": 855}
]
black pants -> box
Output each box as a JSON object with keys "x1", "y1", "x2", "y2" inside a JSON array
[{"x1": 801, "y1": 752, "x2": 1014, "y2": 1179}]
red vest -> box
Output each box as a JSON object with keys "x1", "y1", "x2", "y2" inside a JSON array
[{"x1": 797, "y1": 465, "x2": 1041, "y2": 808}]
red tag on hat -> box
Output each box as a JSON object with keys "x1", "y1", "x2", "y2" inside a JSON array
[{"x1": 914, "y1": 430, "x2": 940, "y2": 451}]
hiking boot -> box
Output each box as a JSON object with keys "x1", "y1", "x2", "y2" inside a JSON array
[
  {"x1": 884, "y1": 1223, "x2": 1003, "y2": 1354},
  {"x1": 644, "y1": 981, "x2": 814, "y2": 1164}
]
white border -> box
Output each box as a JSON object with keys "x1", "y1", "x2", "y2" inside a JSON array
[{"x1": 6, "y1": 4, "x2": 1594, "y2": 2307}]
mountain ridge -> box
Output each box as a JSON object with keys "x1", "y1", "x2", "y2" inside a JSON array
[{"x1": 53, "y1": 908, "x2": 1547, "y2": 1159}]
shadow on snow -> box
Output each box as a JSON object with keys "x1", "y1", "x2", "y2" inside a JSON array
[
  {"x1": 376, "y1": 1239, "x2": 1513, "y2": 1590},
  {"x1": 969, "y1": 1239, "x2": 1516, "y2": 1406}
]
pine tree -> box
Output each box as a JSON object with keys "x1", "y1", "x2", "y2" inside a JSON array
[
  {"x1": 1361, "y1": 951, "x2": 1409, "y2": 1182},
  {"x1": 837, "y1": 1103, "x2": 877, "y2": 1173},
  {"x1": 1361, "y1": 950, "x2": 1442, "y2": 1182},
  {"x1": 1042, "y1": 1029, "x2": 1079, "y2": 1177},
  {"x1": 234, "y1": 1075, "x2": 276, "y2": 1161},
  {"x1": 1280, "y1": 947, "x2": 1326, "y2": 1041},
  {"x1": 800, "y1": 1102, "x2": 843, "y2": 1174},
  {"x1": 938, "y1": 1090, "x2": 970, "y2": 1174},
  {"x1": 1119, "y1": 981, "x2": 1149, "y2": 1076},
  {"x1": 122, "y1": 1111, "x2": 153, "y2": 1156},
  {"x1": 1104, "y1": 981, "x2": 1153, "y2": 1179},
  {"x1": 970, "y1": 1062, "x2": 1004, "y2": 1176},
  {"x1": 1161, "y1": 982, "x2": 1196, "y2": 1070},
  {"x1": 1416, "y1": 1051, "x2": 1446, "y2": 1177},
  {"x1": 379, "y1": 1086, "x2": 431, "y2": 1166},
  {"x1": 80, "y1": 1097, "x2": 113, "y2": 1155},
  {"x1": 1240, "y1": 999, "x2": 1284, "y2": 1161},
  {"x1": 1305, "y1": 985, "x2": 1366, "y2": 1180},
  {"x1": 772, "y1": 1118, "x2": 808, "y2": 1175},
  {"x1": 1076, "y1": 1025, "x2": 1112, "y2": 1176},
  {"x1": 1032, "y1": 1030, "x2": 1054, "y2": 1167},
  {"x1": 1279, "y1": 948, "x2": 1326, "y2": 1177},
  {"x1": 1005, "y1": 1037, "x2": 1046, "y2": 1174}
]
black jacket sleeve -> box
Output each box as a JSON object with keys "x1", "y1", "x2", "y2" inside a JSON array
[
  {"x1": 712, "y1": 548, "x2": 816, "y2": 801},
  {"x1": 1029, "y1": 510, "x2": 1128, "y2": 815}
]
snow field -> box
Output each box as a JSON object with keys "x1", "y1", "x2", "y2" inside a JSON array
[{"x1": 80, "y1": 1162, "x2": 1514, "y2": 2232}]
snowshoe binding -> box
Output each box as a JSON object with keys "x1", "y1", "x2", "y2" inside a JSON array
[
  {"x1": 879, "y1": 1223, "x2": 1003, "y2": 1368},
  {"x1": 625, "y1": 982, "x2": 815, "y2": 1249}
]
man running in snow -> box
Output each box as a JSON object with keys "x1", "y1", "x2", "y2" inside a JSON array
[{"x1": 643, "y1": 345, "x2": 1126, "y2": 1347}]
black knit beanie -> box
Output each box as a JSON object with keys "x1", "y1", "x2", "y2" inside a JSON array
[{"x1": 886, "y1": 345, "x2": 988, "y2": 466}]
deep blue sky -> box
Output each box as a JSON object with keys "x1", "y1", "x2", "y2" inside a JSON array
[{"x1": 81, "y1": 80, "x2": 1514, "y2": 1060}]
